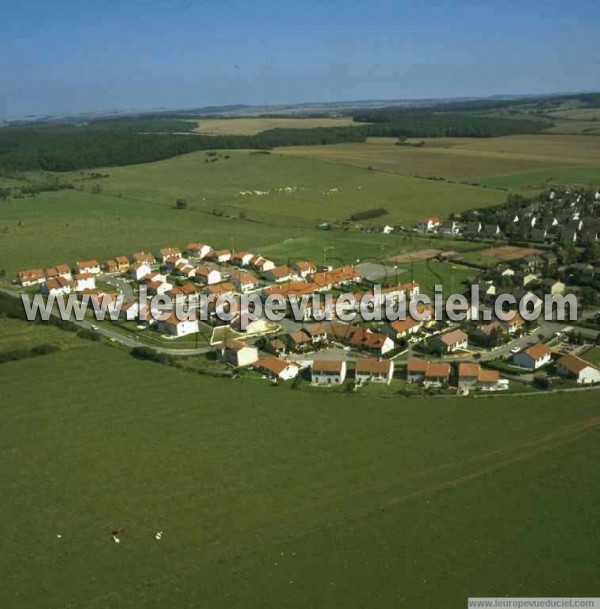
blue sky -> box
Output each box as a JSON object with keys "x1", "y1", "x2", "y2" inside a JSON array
[{"x1": 2, "y1": 0, "x2": 599, "y2": 118}]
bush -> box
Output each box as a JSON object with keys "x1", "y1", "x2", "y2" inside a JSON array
[{"x1": 31, "y1": 343, "x2": 61, "y2": 355}]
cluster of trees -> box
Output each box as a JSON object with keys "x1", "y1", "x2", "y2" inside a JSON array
[
  {"x1": 0, "y1": 112, "x2": 550, "y2": 172},
  {"x1": 349, "y1": 207, "x2": 388, "y2": 221}
]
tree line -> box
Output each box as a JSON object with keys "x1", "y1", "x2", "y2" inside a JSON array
[{"x1": 0, "y1": 112, "x2": 550, "y2": 172}]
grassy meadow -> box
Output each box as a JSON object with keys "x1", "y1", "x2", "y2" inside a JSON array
[
  {"x1": 0, "y1": 150, "x2": 501, "y2": 277},
  {"x1": 278, "y1": 134, "x2": 600, "y2": 190},
  {"x1": 1, "y1": 341, "x2": 600, "y2": 608}
]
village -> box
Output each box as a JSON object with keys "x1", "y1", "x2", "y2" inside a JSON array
[{"x1": 12, "y1": 186, "x2": 600, "y2": 396}]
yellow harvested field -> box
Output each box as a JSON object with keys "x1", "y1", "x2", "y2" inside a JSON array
[
  {"x1": 192, "y1": 116, "x2": 358, "y2": 135},
  {"x1": 277, "y1": 135, "x2": 600, "y2": 181}
]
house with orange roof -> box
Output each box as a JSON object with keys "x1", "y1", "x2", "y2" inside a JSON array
[
  {"x1": 497, "y1": 312, "x2": 526, "y2": 335},
  {"x1": 292, "y1": 260, "x2": 317, "y2": 278},
  {"x1": 130, "y1": 252, "x2": 156, "y2": 265},
  {"x1": 146, "y1": 280, "x2": 173, "y2": 296},
  {"x1": 458, "y1": 362, "x2": 501, "y2": 391},
  {"x1": 44, "y1": 264, "x2": 72, "y2": 281},
  {"x1": 253, "y1": 357, "x2": 299, "y2": 381},
  {"x1": 157, "y1": 247, "x2": 182, "y2": 263},
  {"x1": 40, "y1": 276, "x2": 73, "y2": 296},
  {"x1": 186, "y1": 243, "x2": 212, "y2": 259},
  {"x1": 477, "y1": 368, "x2": 501, "y2": 391},
  {"x1": 219, "y1": 339, "x2": 259, "y2": 367},
  {"x1": 205, "y1": 282, "x2": 237, "y2": 298},
  {"x1": 73, "y1": 273, "x2": 96, "y2": 292},
  {"x1": 385, "y1": 317, "x2": 424, "y2": 340},
  {"x1": 212, "y1": 249, "x2": 232, "y2": 263},
  {"x1": 457, "y1": 362, "x2": 482, "y2": 390},
  {"x1": 194, "y1": 265, "x2": 222, "y2": 286},
  {"x1": 512, "y1": 343, "x2": 552, "y2": 369},
  {"x1": 103, "y1": 257, "x2": 130, "y2": 274},
  {"x1": 348, "y1": 326, "x2": 394, "y2": 356},
  {"x1": 312, "y1": 265, "x2": 361, "y2": 291},
  {"x1": 16, "y1": 269, "x2": 45, "y2": 287},
  {"x1": 407, "y1": 358, "x2": 450, "y2": 386},
  {"x1": 355, "y1": 358, "x2": 394, "y2": 385},
  {"x1": 231, "y1": 271, "x2": 259, "y2": 293},
  {"x1": 250, "y1": 255, "x2": 275, "y2": 272},
  {"x1": 156, "y1": 313, "x2": 199, "y2": 337},
  {"x1": 311, "y1": 359, "x2": 347, "y2": 385},
  {"x1": 75, "y1": 260, "x2": 101, "y2": 275},
  {"x1": 429, "y1": 329, "x2": 468, "y2": 354},
  {"x1": 556, "y1": 353, "x2": 600, "y2": 384},
  {"x1": 415, "y1": 217, "x2": 441, "y2": 232},
  {"x1": 265, "y1": 265, "x2": 295, "y2": 283},
  {"x1": 231, "y1": 251, "x2": 254, "y2": 267}
]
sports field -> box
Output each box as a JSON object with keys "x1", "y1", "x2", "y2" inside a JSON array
[
  {"x1": 277, "y1": 134, "x2": 600, "y2": 189},
  {"x1": 2, "y1": 340, "x2": 600, "y2": 608},
  {"x1": 192, "y1": 116, "x2": 359, "y2": 135}
]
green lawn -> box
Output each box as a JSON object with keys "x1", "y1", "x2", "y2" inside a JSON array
[{"x1": 2, "y1": 343, "x2": 600, "y2": 608}]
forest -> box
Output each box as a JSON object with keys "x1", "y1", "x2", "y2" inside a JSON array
[{"x1": 0, "y1": 112, "x2": 550, "y2": 171}]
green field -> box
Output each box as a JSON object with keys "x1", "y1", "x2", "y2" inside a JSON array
[
  {"x1": 0, "y1": 316, "x2": 83, "y2": 353},
  {"x1": 278, "y1": 135, "x2": 600, "y2": 190},
  {"x1": 2, "y1": 341, "x2": 600, "y2": 608},
  {"x1": 0, "y1": 150, "x2": 499, "y2": 277}
]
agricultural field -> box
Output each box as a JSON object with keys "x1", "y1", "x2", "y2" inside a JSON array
[
  {"x1": 277, "y1": 134, "x2": 600, "y2": 190},
  {"x1": 2, "y1": 342, "x2": 600, "y2": 608},
  {"x1": 192, "y1": 116, "x2": 359, "y2": 135},
  {"x1": 0, "y1": 150, "x2": 501, "y2": 278}
]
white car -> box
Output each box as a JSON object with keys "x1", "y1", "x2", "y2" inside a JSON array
[
  {"x1": 510, "y1": 346, "x2": 521, "y2": 354},
  {"x1": 91, "y1": 324, "x2": 99, "y2": 331}
]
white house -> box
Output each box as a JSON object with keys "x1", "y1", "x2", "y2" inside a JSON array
[
  {"x1": 253, "y1": 357, "x2": 299, "y2": 381},
  {"x1": 212, "y1": 249, "x2": 232, "y2": 263},
  {"x1": 75, "y1": 260, "x2": 101, "y2": 275},
  {"x1": 195, "y1": 266, "x2": 222, "y2": 285},
  {"x1": 157, "y1": 314, "x2": 199, "y2": 337},
  {"x1": 219, "y1": 340, "x2": 259, "y2": 367},
  {"x1": 231, "y1": 251, "x2": 254, "y2": 267},
  {"x1": 158, "y1": 248, "x2": 182, "y2": 263},
  {"x1": 17, "y1": 269, "x2": 45, "y2": 287},
  {"x1": 73, "y1": 273, "x2": 96, "y2": 292},
  {"x1": 265, "y1": 266, "x2": 294, "y2": 283},
  {"x1": 292, "y1": 260, "x2": 317, "y2": 278},
  {"x1": 146, "y1": 281, "x2": 173, "y2": 296},
  {"x1": 512, "y1": 343, "x2": 552, "y2": 369},
  {"x1": 40, "y1": 277, "x2": 73, "y2": 295},
  {"x1": 186, "y1": 243, "x2": 212, "y2": 259},
  {"x1": 415, "y1": 216, "x2": 441, "y2": 232},
  {"x1": 231, "y1": 271, "x2": 258, "y2": 293},
  {"x1": 311, "y1": 360, "x2": 347, "y2": 386},
  {"x1": 429, "y1": 329, "x2": 468, "y2": 354},
  {"x1": 250, "y1": 256, "x2": 276, "y2": 272},
  {"x1": 355, "y1": 358, "x2": 394, "y2": 385},
  {"x1": 119, "y1": 300, "x2": 142, "y2": 321},
  {"x1": 556, "y1": 354, "x2": 600, "y2": 384},
  {"x1": 129, "y1": 262, "x2": 152, "y2": 281}
]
